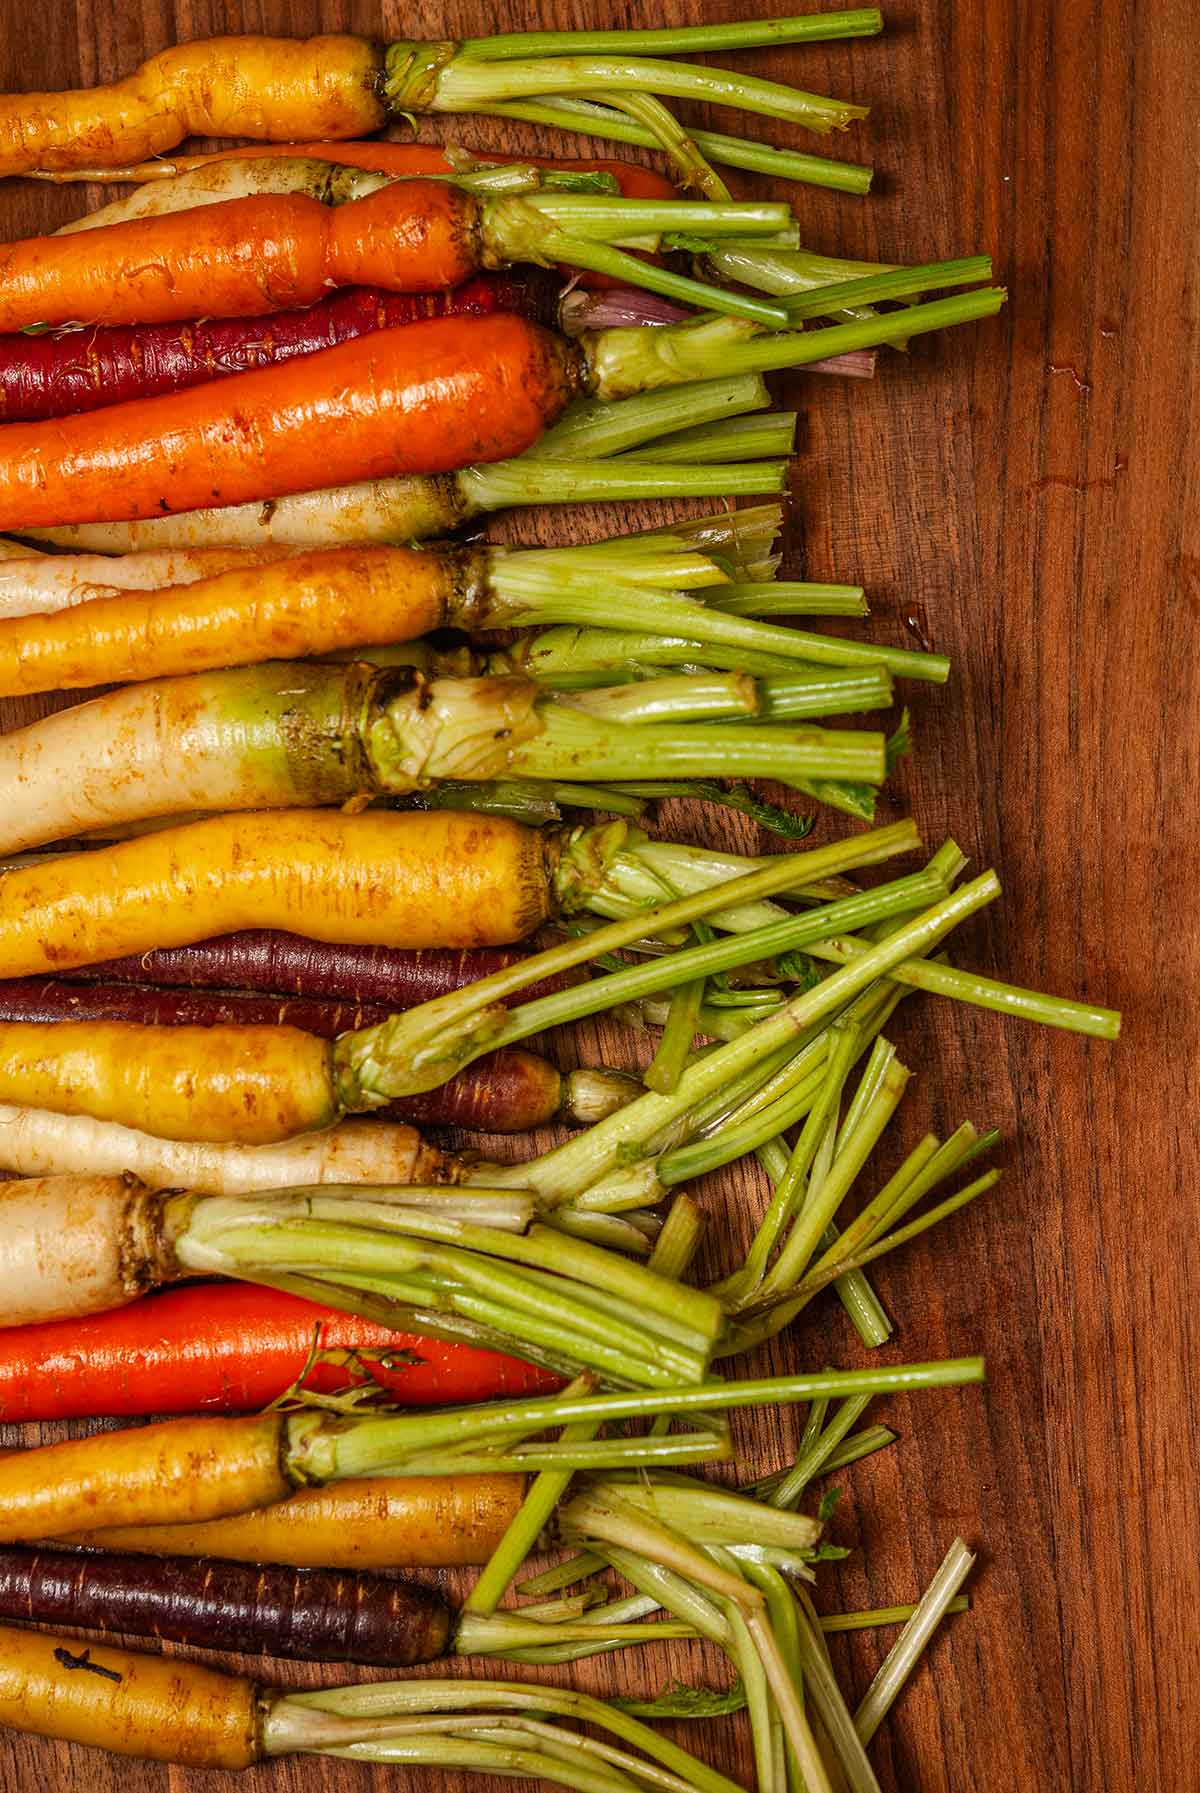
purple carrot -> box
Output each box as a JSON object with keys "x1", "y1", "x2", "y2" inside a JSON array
[
  {"x1": 0, "y1": 271, "x2": 561, "y2": 422},
  {"x1": 0, "y1": 1545, "x2": 450, "y2": 1666},
  {"x1": 60, "y1": 931, "x2": 582, "y2": 1007}
]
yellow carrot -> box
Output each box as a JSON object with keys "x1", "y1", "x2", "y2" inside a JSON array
[
  {"x1": 0, "y1": 1622, "x2": 262, "y2": 1768},
  {"x1": 68, "y1": 1473, "x2": 527, "y2": 1570}
]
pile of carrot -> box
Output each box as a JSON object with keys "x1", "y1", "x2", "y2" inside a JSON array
[{"x1": 0, "y1": 18, "x2": 1115, "y2": 1793}]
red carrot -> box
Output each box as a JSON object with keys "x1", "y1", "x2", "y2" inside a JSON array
[
  {"x1": 0, "y1": 984, "x2": 626, "y2": 1132},
  {"x1": 0, "y1": 1284, "x2": 561, "y2": 1422},
  {"x1": 0, "y1": 1545, "x2": 451, "y2": 1666},
  {"x1": 0, "y1": 273, "x2": 562, "y2": 422},
  {"x1": 62, "y1": 931, "x2": 582, "y2": 1007}
]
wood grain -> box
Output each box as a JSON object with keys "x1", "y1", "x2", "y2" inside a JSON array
[{"x1": 0, "y1": 2, "x2": 1196, "y2": 1789}]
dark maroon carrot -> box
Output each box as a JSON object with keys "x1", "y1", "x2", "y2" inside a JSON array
[
  {"x1": 0, "y1": 981, "x2": 634, "y2": 1131},
  {"x1": 0, "y1": 1545, "x2": 451, "y2": 1666},
  {"x1": 0, "y1": 272, "x2": 562, "y2": 423},
  {"x1": 62, "y1": 931, "x2": 582, "y2": 1007}
]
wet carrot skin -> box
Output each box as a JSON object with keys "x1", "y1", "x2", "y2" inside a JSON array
[
  {"x1": 72, "y1": 1473, "x2": 529, "y2": 1571},
  {"x1": 0, "y1": 1284, "x2": 562, "y2": 1422},
  {"x1": 0, "y1": 1545, "x2": 452, "y2": 1666},
  {"x1": 0, "y1": 313, "x2": 583, "y2": 528},
  {"x1": 0, "y1": 1619, "x2": 263, "y2": 1766},
  {"x1": 0, "y1": 1413, "x2": 291, "y2": 1543}
]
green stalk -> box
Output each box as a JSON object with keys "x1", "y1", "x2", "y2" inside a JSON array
[
  {"x1": 645, "y1": 976, "x2": 707, "y2": 1094},
  {"x1": 732, "y1": 1023, "x2": 864, "y2": 1294},
  {"x1": 490, "y1": 561, "x2": 949, "y2": 682},
  {"x1": 822, "y1": 1596, "x2": 970, "y2": 1635},
  {"x1": 498, "y1": 876, "x2": 1000, "y2": 1203},
  {"x1": 510, "y1": 706, "x2": 888, "y2": 789},
  {"x1": 530, "y1": 374, "x2": 773, "y2": 462},
  {"x1": 754, "y1": 1137, "x2": 891, "y2": 1348},
  {"x1": 471, "y1": 96, "x2": 873, "y2": 193},
  {"x1": 562, "y1": 674, "x2": 759, "y2": 724},
  {"x1": 805, "y1": 934, "x2": 1122, "y2": 1037},
  {"x1": 286, "y1": 1360, "x2": 986, "y2": 1482},
  {"x1": 277, "y1": 1680, "x2": 746, "y2": 1793},
  {"x1": 490, "y1": 869, "x2": 947, "y2": 1058},
  {"x1": 780, "y1": 256, "x2": 994, "y2": 318},
  {"x1": 629, "y1": 412, "x2": 799, "y2": 465},
  {"x1": 461, "y1": 457, "x2": 788, "y2": 511},
  {"x1": 647, "y1": 1195, "x2": 707, "y2": 1280},
  {"x1": 584, "y1": 292, "x2": 1008, "y2": 401},
  {"x1": 711, "y1": 581, "x2": 869, "y2": 617},
  {"x1": 461, "y1": 1378, "x2": 599, "y2": 1619},
  {"x1": 771, "y1": 1395, "x2": 874, "y2": 1506},
  {"x1": 395, "y1": 47, "x2": 871, "y2": 139},
  {"x1": 456, "y1": 15, "x2": 884, "y2": 59},
  {"x1": 333, "y1": 822, "x2": 921, "y2": 1104},
  {"x1": 854, "y1": 1540, "x2": 977, "y2": 1745},
  {"x1": 759, "y1": 1047, "x2": 912, "y2": 1298}
]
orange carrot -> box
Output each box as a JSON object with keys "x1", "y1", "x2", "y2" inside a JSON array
[{"x1": 0, "y1": 312, "x2": 581, "y2": 528}]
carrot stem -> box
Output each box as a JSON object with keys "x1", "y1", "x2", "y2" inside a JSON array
[{"x1": 475, "y1": 98, "x2": 873, "y2": 193}]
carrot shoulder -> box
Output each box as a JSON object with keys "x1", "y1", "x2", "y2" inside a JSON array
[{"x1": 0, "y1": 313, "x2": 580, "y2": 529}]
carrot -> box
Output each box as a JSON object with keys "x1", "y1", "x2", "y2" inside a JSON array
[
  {"x1": 0, "y1": 1284, "x2": 560, "y2": 1422},
  {"x1": 0, "y1": 1413, "x2": 291, "y2": 1540},
  {"x1": 0, "y1": 1106, "x2": 460, "y2": 1198},
  {"x1": 0, "y1": 544, "x2": 298, "y2": 617},
  {"x1": 0, "y1": 273, "x2": 562, "y2": 422},
  {"x1": 70, "y1": 1475, "x2": 528, "y2": 1570},
  {"x1": 0, "y1": 313, "x2": 583, "y2": 529},
  {"x1": 65, "y1": 139, "x2": 678, "y2": 200},
  {"x1": 64, "y1": 933, "x2": 579, "y2": 1008},
  {"x1": 0, "y1": 23, "x2": 877, "y2": 182},
  {"x1": 0, "y1": 809, "x2": 591, "y2": 978},
  {"x1": 0, "y1": 180, "x2": 790, "y2": 340},
  {"x1": 0, "y1": 1546, "x2": 451, "y2": 1667},
  {"x1": 0, "y1": 988, "x2": 629, "y2": 1132},
  {"x1": 0, "y1": 660, "x2": 885, "y2": 850},
  {"x1": 0, "y1": 289, "x2": 1005, "y2": 530},
  {"x1": 0, "y1": 1621, "x2": 262, "y2": 1767}
]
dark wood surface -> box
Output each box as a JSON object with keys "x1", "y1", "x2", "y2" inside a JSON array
[{"x1": 1, "y1": 2, "x2": 1196, "y2": 1789}]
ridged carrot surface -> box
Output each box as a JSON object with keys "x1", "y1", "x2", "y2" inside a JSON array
[
  {"x1": 0, "y1": 180, "x2": 482, "y2": 332},
  {"x1": 0, "y1": 311, "x2": 581, "y2": 528}
]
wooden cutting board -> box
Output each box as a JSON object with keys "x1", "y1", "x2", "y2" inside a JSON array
[{"x1": 0, "y1": 3, "x2": 1195, "y2": 1790}]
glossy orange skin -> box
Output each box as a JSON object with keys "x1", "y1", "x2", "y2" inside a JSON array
[
  {"x1": 0, "y1": 312, "x2": 580, "y2": 528},
  {"x1": 0, "y1": 181, "x2": 477, "y2": 333}
]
